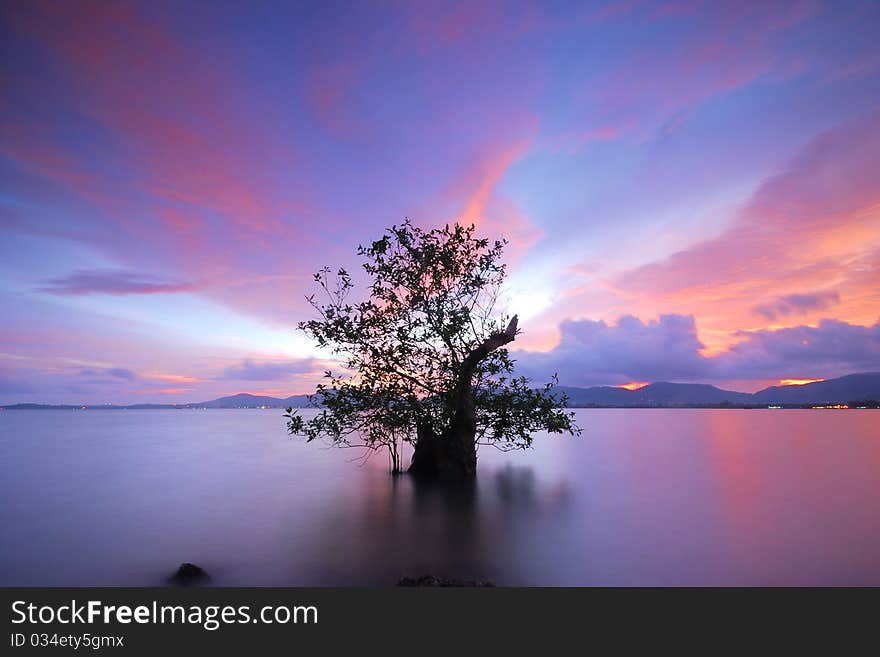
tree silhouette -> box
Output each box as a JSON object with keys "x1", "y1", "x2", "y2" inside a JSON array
[{"x1": 285, "y1": 220, "x2": 579, "y2": 478}]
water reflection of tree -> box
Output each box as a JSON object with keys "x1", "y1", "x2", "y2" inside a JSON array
[{"x1": 287, "y1": 465, "x2": 572, "y2": 586}]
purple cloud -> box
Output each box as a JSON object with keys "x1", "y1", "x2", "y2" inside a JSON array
[
  {"x1": 39, "y1": 270, "x2": 194, "y2": 296},
  {"x1": 514, "y1": 314, "x2": 711, "y2": 386},
  {"x1": 516, "y1": 315, "x2": 880, "y2": 386},
  {"x1": 753, "y1": 291, "x2": 840, "y2": 321},
  {"x1": 0, "y1": 363, "x2": 145, "y2": 404},
  {"x1": 222, "y1": 358, "x2": 320, "y2": 381},
  {"x1": 715, "y1": 319, "x2": 880, "y2": 380},
  {"x1": 78, "y1": 367, "x2": 136, "y2": 381}
]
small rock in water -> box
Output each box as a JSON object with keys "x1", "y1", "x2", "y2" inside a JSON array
[
  {"x1": 398, "y1": 575, "x2": 494, "y2": 587},
  {"x1": 170, "y1": 562, "x2": 208, "y2": 586}
]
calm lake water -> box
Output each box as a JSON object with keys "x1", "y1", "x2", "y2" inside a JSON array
[{"x1": 1, "y1": 408, "x2": 878, "y2": 586}]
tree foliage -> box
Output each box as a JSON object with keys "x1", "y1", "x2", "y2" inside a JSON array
[{"x1": 285, "y1": 220, "x2": 579, "y2": 474}]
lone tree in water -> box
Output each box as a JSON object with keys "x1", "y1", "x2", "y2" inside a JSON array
[{"x1": 285, "y1": 220, "x2": 579, "y2": 478}]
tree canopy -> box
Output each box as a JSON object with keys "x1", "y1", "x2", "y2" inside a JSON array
[{"x1": 285, "y1": 220, "x2": 579, "y2": 476}]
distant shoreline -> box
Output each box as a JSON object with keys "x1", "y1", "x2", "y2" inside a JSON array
[{"x1": 3, "y1": 372, "x2": 878, "y2": 411}]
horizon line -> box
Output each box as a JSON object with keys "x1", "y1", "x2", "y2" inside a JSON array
[{"x1": 4, "y1": 372, "x2": 877, "y2": 408}]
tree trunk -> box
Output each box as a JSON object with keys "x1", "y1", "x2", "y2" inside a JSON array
[{"x1": 409, "y1": 316, "x2": 518, "y2": 479}]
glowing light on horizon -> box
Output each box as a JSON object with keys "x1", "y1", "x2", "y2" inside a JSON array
[
  {"x1": 779, "y1": 378, "x2": 825, "y2": 386},
  {"x1": 147, "y1": 387, "x2": 194, "y2": 395},
  {"x1": 619, "y1": 381, "x2": 649, "y2": 391},
  {"x1": 148, "y1": 373, "x2": 200, "y2": 384}
]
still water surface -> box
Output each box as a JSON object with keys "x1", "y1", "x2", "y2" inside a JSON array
[{"x1": 1, "y1": 409, "x2": 878, "y2": 586}]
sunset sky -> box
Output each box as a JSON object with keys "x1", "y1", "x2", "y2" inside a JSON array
[{"x1": 2, "y1": 0, "x2": 879, "y2": 404}]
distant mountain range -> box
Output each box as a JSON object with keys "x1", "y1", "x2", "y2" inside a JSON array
[
  {"x1": 3, "y1": 373, "x2": 879, "y2": 410},
  {"x1": 184, "y1": 393, "x2": 313, "y2": 409},
  {"x1": 554, "y1": 372, "x2": 880, "y2": 407},
  {"x1": 0, "y1": 393, "x2": 314, "y2": 411}
]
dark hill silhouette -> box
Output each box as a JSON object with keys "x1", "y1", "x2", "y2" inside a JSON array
[
  {"x1": 553, "y1": 372, "x2": 880, "y2": 406},
  {"x1": 556, "y1": 382, "x2": 751, "y2": 406},
  {"x1": 752, "y1": 372, "x2": 880, "y2": 404},
  {"x1": 195, "y1": 393, "x2": 312, "y2": 408},
  {"x1": 633, "y1": 382, "x2": 753, "y2": 405},
  {"x1": 1, "y1": 393, "x2": 313, "y2": 410}
]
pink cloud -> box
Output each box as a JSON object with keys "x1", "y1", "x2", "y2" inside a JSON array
[
  {"x1": 146, "y1": 387, "x2": 194, "y2": 396},
  {"x1": 438, "y1": 126, "x2": 543, "y2": 264},
  {"x1": 2, "y1": 1, "x2": 329, "y2": 328},
  {"x1": 147, "y1": 373, "x2": 201, "y2": 384},
  {"x1": 456, "y1": 137, "x2": 532, "y2": 229},
  {"x1": 3, "y1": 1, "x2": 301, "y2": 242},
  {"x1": 610, "y1": 109, "x2": 880, "y2": 352}
]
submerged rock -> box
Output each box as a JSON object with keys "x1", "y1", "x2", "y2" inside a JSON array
[
  {"x1": 170, "y1": 562, "x2": 208, "y2": 586},
  {"x1": 397, "y1": 575, "x2": 494, "y2": 587}
]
